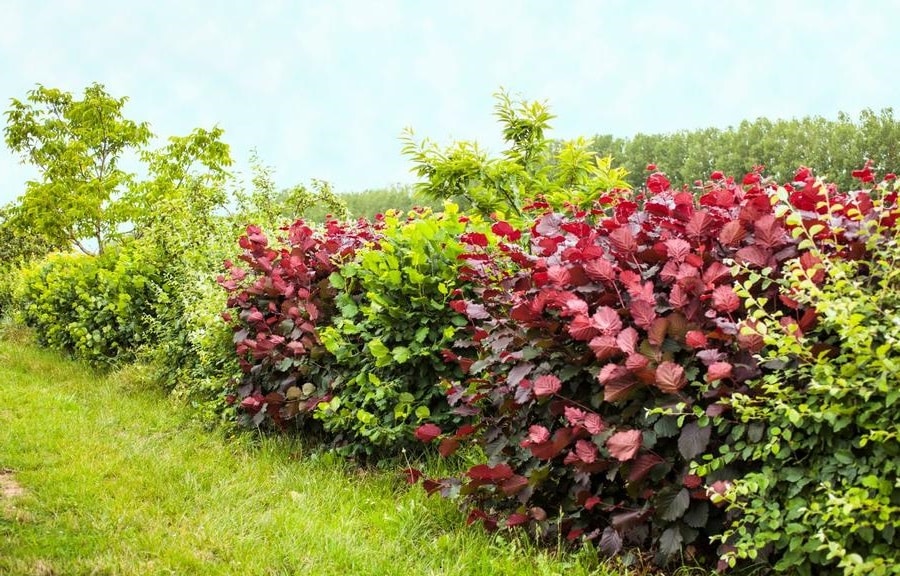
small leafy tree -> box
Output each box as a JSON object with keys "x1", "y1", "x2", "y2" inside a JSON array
[
  {"x1": 402, "y1": 90, "x2": 630, "y2": 222},
  {"x1": 4, "y1": 83, "x2": 153, "y2": 254}
]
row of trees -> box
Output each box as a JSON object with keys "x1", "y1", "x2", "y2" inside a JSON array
[{"x1": 587, "y1": 108, "x2": 899, "y2": 190}]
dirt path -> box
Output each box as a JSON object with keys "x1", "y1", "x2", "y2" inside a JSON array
[{"x1": 0, "y1": 468, "x2": 25, "y2": 498}]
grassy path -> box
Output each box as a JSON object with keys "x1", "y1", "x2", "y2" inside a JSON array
[{"x1": 0, "y1": 336, "x2": 612, "y2": 576}]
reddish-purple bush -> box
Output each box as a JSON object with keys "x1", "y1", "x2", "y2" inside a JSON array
[
  {"x1": 218, "y1": 218, "x2": 378, "y2": 428},
  {"x1": 411, "y1": 167, "x2": 888, "y2": 565}
]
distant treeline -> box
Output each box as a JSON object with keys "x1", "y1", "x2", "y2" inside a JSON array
[
  {"x1": 588, "y1": 107, "x2": 898, "y2": 190},
  {"x1": 303, "y1": 184, "x2": 443, "y2": 221},
  {"x1": 310, "y1": 107, "x2": 899, "y2": 220}
]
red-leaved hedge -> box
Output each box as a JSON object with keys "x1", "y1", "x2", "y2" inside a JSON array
[{"x1": 408, "y1": 165, "x2": 894, "y2": 567}]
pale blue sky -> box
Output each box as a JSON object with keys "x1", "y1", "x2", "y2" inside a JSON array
[{"x1": 1, "y1": 0, "x2": 898, "y2": 207}]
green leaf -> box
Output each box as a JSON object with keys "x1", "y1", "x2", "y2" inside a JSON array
[
  {"x1": 392, "y1": 346, "x2": 410, "y2": 364},
  {"x1": 367, "y1": 338, "x2": 390, "y2": 360},
  {"x1": 328, "y1": 272, "x2": 345, "y2": 289}
]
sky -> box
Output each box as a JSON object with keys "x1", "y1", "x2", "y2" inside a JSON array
[{"x1": 1, "y1": 0, "x2": 898, "y2": 207}]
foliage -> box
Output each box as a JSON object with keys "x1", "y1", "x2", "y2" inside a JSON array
[
  {"x1": 219, "y1": 218, "x2": 379, "y2": 432},
  {"x1": 16, "y1": 241, "x2": 162, "y2": 365},
  {"x1": 304, "y1": 184, "x2": 443, "y2": 222},
  {"x1": 402, "y1": 91, "x2": 630, "y2": 223},
  {"x1": 4, "y1": 83, "x2": 153, "y2": 254},
  {"x1": 234, "y1": 151, "x2": 349, "y2": 227},
  {"x1": 708, "y1": 172, "x2": 900, "y2": 575},
  {"x1": 315, "y1": 204, "x2": 482, "y2": 455},
  {"x1": 407, "y1": 165, "x2": 900, "y2": 568},
  {"x1": 0, "y1": 203, "x2": 62, "y2": 316},
  {"x1": 590, "y1": 108, "x2": 900, "y2": 192}
]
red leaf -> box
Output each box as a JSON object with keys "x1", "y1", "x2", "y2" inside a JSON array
[
  {"x1": 629, "y1": 299, "x2": 657, "y2": 330},
  {"x1": 501, "y1": 476, "x2": 530, "y2": 496},
  {"x1": 465, "y1": 302, "x2": 492, "y2": 320},
  {"x1": 568, "y1": 314, "x2": 599, "y2": 341},
  {"x1": 718, "y1": 220, "x2": 746, "y2": 246},
  {"x1": 665, "y1": 238, "x2": 692, "y2": 262},
  {"x1": 534, "y1": 374, "x2": 562, "y2": 397},
  {"x1": 669, "y1": 284, "x2": 690, "y2": 309},
  {"x1": 706, "y1": 362, "x2": 733, "y2": 381},
  {"x1": 575, "y1": 439, "x2": 597, "y2": 464},
  {"x1": 648, "y1": 317, "x2": 668, "y2": 346},
  {"x1": 616, "y1": 327, "x2": 639, "y2": 355},
  {"x1": 506, "y1": 512, "x2": 530, "y2": 527},
  {"x1": 647, "y1": 172, "x2": 671, "y2": 193},
  {"x1": 467, "y1": 463, "x2": 514, "y2": 482},
  {"x1": 584, "y1": 413, "x2": 605, "y2": 435},
  {"x1": 627, "y1": 453, "x2": 665, "y2": 483},
  {"x1": 528, "y1": 425, "x2": 551, "y2": 444},
  {"x1": 604, "y1": 379, "x2": 640, "y2": 402},
  {"x1": 598, "y1": 363, "x2": 629, "y2": 384},
  {"x1": 610, "y1": 227, "x2": 637, "y2": 253},
  {"x1": 547, "y1": 265, "x2": 571, "y2": 286},
  {"x1": 507, "y1": 362, "x2": 534, "y2": 387},
  {"x1": 686, "y1": 211, "x2": 714, "y2": 239},
  {"x1": 529, "y1": 427, "x2": 572, "y2": 459},
  {"x1": 585, "y1": 495, "x2": 602, "y2": 510},
  {"x1": 685, "y1": 330, "x2": 708, "y2": 349},
  {"x1": 438, "y1": 437, "x2": 460, "y2": 457},
  {"x1": 584, "y1": 258, "x2": 616, "y2": 282},
  {"x1": 460, "y1": 232, "x2": 489, "y2": 247},
  {"x1": 607, "y1": 429, "x2": 642, "y2": 462},
  {"x1": 626, "y1": 353, "x2": 649, "y2": 372},
  {"x1": 564, "y1": 406, "x2": 586, "y2": 426},
  {"x1": 415, "y1": 423, "x2": 442, "y2": 443},
  {"x1": 702, "y1": 262, "x2": 731, "y2": 286},
  {"x1": 735, "y1": 245, "x2": 772, "y2": 268},
  {"x1": 589, "y1": 335, "x2": 621, "y2": 360},
  {"x1": 404, "y1": 467, "x2": 423, "y2": 484},
  {"x1": 711, "y1": 285, "x2": 740, "y2": 313},
  {"x1": 754, "y1": 215, "x2": 785, "y2": 248},
  {"x1": 491, "y1": 221, "x2": 521, "y2": 241},
  {"x1": 592, "y1": 306, "x2": 623, "y2": 335},
  {"x1": 656, "y1": 361, "x2": 687, "y2": 394}
]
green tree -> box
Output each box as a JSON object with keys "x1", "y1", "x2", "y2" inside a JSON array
[
  {"x1": 4, "y1": 83, "x2": 153, "y2": 255},
  {"x1": 402, "y1": 90, "x2": 630, "y2": 222}
]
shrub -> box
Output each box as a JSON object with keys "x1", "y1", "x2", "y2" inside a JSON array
[
  {"x1": 17, "y1": 242, "x2": 163, "y2": 365},
  {"x1": 411, "y1": 167, "x2": 889, "y2": 568},
  {"x1": 708, "y1": 170, "x2": 900, "y2": 575},
  {"x1": 219, "y1": 218, "x2": 379, "y2": 432},
  {"x1": 315, "y1": 204, "x2": 485, "y2": 455}
]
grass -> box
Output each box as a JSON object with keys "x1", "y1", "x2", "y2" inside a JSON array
[{"x1": 0, "y1": 333, "x2": 638, "y2": 576}]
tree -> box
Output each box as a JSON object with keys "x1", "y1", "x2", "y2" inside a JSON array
[
  {"x1": 4, "y1": 83, "x2": 153, "y2": 255},
  {"x1": 402, "y1": 90, "x2": 630, "y2": 222}
]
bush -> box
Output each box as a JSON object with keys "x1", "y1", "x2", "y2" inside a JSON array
[
  {"x1": 219, "y1": 218, "x2": 379, "y2": 433},
  {"x1": 410, "y1": 167, "x2": 891, "y2": 568},
  {"x1": 708, "y1": 172, "x2": 900, "y2": 575},
  {"x1": 316, "y1": 204, "x2": 484, "y2": 455},
  {"x1": 17, "y1": 242, "x2": 162, "y2": 365}
]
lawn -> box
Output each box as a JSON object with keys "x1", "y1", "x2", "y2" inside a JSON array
[{"x1": 0, "y1": 332, "x2": 630, "y2": 576}]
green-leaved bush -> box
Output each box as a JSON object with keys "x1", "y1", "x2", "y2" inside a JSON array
[
  {"x1": 17, "y1": 242, "x2": 162, "y2": 365},
  {"x1": 709, "y1": 174, "x2": 900, "y2": 575},
  {"x1": 316, "y1": 204, "x2": 484, "y2": 454}
]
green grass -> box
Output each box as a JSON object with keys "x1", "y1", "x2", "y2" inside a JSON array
[{"x1": 0, "y1": 334, "x2": 633, "y2": 576}]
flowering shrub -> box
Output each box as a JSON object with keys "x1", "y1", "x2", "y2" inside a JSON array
[{"x1": 410, "y1": 166, "x2": 892, "y2": 568}]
